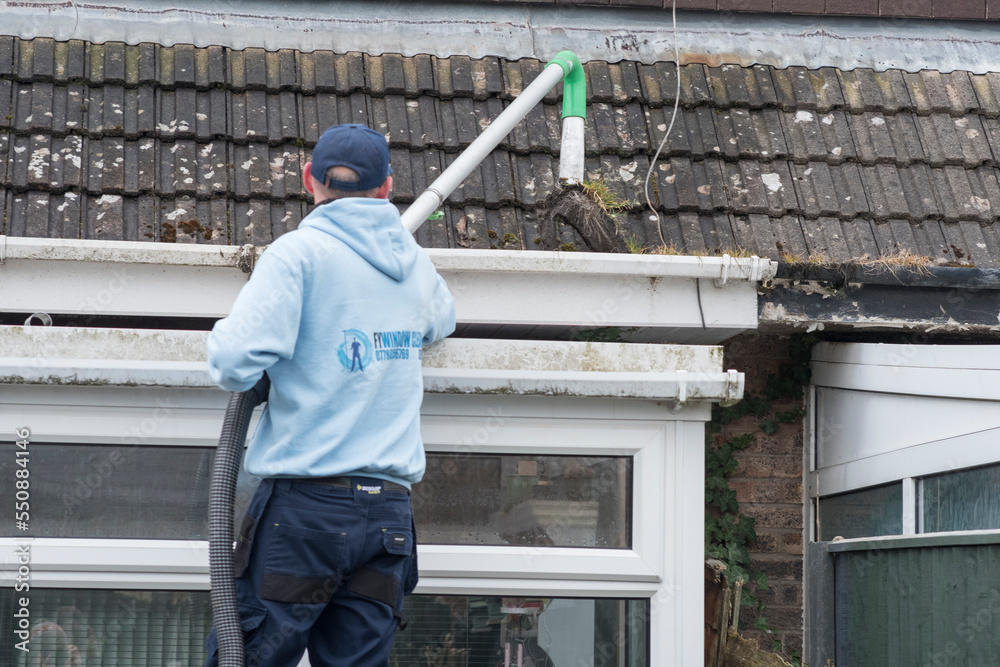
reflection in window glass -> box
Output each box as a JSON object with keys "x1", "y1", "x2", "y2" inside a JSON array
[
  {"x1": 392, "y1": 596, "x2": 648, "y2": 667},
  {"x1": 0, "y1": 592, "x2": 648, "y2": 667},
  {"x1": 922, "y1": 464, "x2": 1000, "y2": 532},
  {"x1": 818, "y1": 483, "x2": 902, "y2": 541},
  {"x1": 0, "y1": 589, "x2": 211, "y2": 666},
  {"x1": 413, "y1": 454, "x2": 632, "y2": 548},
  {"x1": 0, "y1": 444, "x2": 260, "y2": 539}
]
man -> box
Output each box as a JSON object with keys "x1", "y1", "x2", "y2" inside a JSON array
[{"x1": 204, "y1": 123, "x2": 456, "y2": 666}]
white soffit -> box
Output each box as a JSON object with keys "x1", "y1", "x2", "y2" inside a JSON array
[
  {"x1": 0, "y1": 327, "x2": 743, "y2": 404},
  {"x1": 0, "y1": 237, "x2": 774, "y2": 344}
]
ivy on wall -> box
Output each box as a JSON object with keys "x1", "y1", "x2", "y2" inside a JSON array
[{"x1": 705, "y1": 334, "x2": 817, "y2": 661}]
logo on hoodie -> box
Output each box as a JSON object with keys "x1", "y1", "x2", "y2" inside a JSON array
[{"x1": 338, "y1": 329, "x2": 372, "y2": 372}]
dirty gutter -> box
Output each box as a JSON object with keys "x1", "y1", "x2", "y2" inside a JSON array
[
  {"x1": 0, "y1": 327, "x2": 744, "y2": 404},
  {"x1": 0, "y1": 237, "x2": 774, "y2": 343}
]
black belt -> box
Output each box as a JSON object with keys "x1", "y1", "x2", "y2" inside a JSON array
[{"x1": 306, "y1": 476, "x2": 410, "y2": 494}]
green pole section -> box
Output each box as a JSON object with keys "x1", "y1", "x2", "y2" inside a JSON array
[{"x1": 548, "y1": 50, "x2": 586, "y2": 119}]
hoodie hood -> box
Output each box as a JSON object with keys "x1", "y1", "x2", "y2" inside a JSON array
[{"x1": 299, "y1": 198, "x2": 417, "y2": 281}]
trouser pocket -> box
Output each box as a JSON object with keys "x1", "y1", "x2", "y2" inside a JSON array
[{"x1": 260, "y1": 523, "x2": 347, "y2": 605}]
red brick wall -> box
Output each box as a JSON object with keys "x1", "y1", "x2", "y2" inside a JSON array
[
  {"x1": 482, "y1": 0, "x2": 998, "y2": 20},
  {"x1": 720, "y1": 333, "x2": 805, "y2": 657}
]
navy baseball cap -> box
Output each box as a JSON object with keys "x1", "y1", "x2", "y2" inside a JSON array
[{"x1": 311, "y1": 124, "x2": 393, "y2": 191}]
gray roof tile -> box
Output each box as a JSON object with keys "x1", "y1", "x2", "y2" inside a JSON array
[
  {"x1": 450, "y1": 56, "x2": 475, "y2": 98},
  {"x1": 781, "y1": 110, "x2": 829, "y2": 163},
  {"x1": 403, "y1": 54, "x2": 435, "y2": 97},
  {"x1": 971, "y1": 72, "x2": 1000, "y2": 118},
  {"x1": 196, "y1": 46, "x2": 227, "y2": 90},
  {"x1": 897, "y1": 164, "x2": 938, "y2": 220},
  {"x1": 679, "y1": 64, "x2": 713, "y2": 107},
  {"x1": 903, "y1": 71, "x2": 942, "y2": 115},
  {"x1": 677, "y1": 211, "x2": 708, "y2": 252},
  {"x1": 638, "y1": 62, "x2": 676, "y2": 108},
  {"x1": 794, "y1": 162, "x2": 839, "y2": 218},
  {"x1": 126, "y1": 43, "x2": 157, "y2": 88},
  {"x1": 976, "y1": 216, "x2": 1000, "y2": 266},
  {"x1": 382, "y1": 54, "x2": 407, "y2": 96},
  {"x1": 85, "y1": 191, "x2": 126, "y2": 240},
  {"x1": 761, "y1": 161, "x2": 798, "y2": 215},
  {"x1": 725, "y1": 161, "x2": 769, "y2": 214},
  {"x1": 610, "y1": 61, "x2": 643, "y2": 105},
  {"x1": 830, "y1": 162, "x2": 870, "y2": 218},
  {"x1": 18, "y1": 38, "x2": 52, "y2": 82},
  {"x1": 771, "y1": 214, "x2": 810, "y2": 259},
  {"x1": 339, "y1": 53, "x2": 368, "y2": 94},
  {"x1": 172, "y1": 45, "x2": 197, "y2": 88},
  {"x1": 818, "y1": 111, "x2": 856, "y2": 164},
  {"x1": 882, "y1": 113, "x2": 925, "y2": 164},
  {"x1": 302, "y1": 51, "x2": 334, "y2": 94},
  {"x1": 103, "y1": 42, "x2": 127, "y2": 86},
  {"x1": 471, "y1": 57, "x2": 503, "y2": 101},
  {"x1": 861, "y1": 164, "x2": 907, "y2": 221},
  {"x1": 850, "y1": 112, "x2": 896, "y2": 165},
  {"x1": 243, "y1": 48, "x2": 269, "y2": 91},
  {"x1": 0, "y1": 36, "x2": 15, "y2": 75},
  {"x1": 802, "y1": 217, "x2": 850, "y2": 261},
  {"x1": 586, "y1": 60, "x2": 614, "y2": 104},
  {"x1": 232, "y1": 199, "x2": 274, "y2": 245},
  {"x1": 272, "y1": 50, "x2": 298, "y2": 92},
  {"x1": 52, "y1": 40, "x2": 86, "y2": 84},
  {"x1": 0, "y1": 80, "x2": 13, "y2": 131},
  {"x1": 21, "y1": 192, "x2": 52, "y2": 238}
]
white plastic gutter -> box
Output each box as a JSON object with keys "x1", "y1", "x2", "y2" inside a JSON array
[
  {"x1": 0, "y1": 236, "x2": 776, "y2": 282},
  {"x1": 0, "y1": 237, "x2": 774, "y2": 343},
  {"x1": 0, "y1": 327, "x2": 744, "y2": 404}
]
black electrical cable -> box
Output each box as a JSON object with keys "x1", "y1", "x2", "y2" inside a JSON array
[{"x1": 209, "y1": 373, "x2": 270, "y2": 667}]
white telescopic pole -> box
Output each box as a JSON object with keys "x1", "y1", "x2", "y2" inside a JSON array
[{"x1": 401, "y1": 62, "x2": 568, "y2": 234}]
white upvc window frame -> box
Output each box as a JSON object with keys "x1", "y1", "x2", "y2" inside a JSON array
[{"x1": 2, "y1": 384, "x2": 710, "y2": 667}]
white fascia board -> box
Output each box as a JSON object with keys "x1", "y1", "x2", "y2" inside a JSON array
[
  {"x1": 0, "y1": 237, "x2": 772, "y2": 338},
  {"x1": 813, "y1": 341, "x2": 1000, "y2": 370},
  {"x1": 812, "y1": 361, "x2": 1000, "y2": 401},
  {"x1": 0, "y1": 327, "x2": 743, "y2": 403}
]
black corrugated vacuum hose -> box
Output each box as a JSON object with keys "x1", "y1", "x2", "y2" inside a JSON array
[{"x1": 210, "y1": 373, "x2": 270, "y2": 667}]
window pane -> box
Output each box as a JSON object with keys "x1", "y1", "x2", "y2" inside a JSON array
[
  {"x1": 921, "y1": 463, "x2": 1000, "y2": 532},
  {"x1": 0, "y1": 589, "x2": 211, "y2": 666},
  {"x1": 414, "y1": 454, "x2": 632, "y2": 548},
  {"x1": 0, "y1": 444, "x2": 260, "y2": 539},
  {"x1": 818, "y1": 483, "x2": 902, "y2": 541},
  {"x1": 0, "y1": 591, "x2": 648, "y2": 667},
  {"x1": 391, "y1": 596, "x2": 648, "y2": 667}
]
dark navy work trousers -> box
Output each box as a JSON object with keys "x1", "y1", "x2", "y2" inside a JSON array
[{"x1": 205, "y1": 477, "x2": 417, "y2": 667}]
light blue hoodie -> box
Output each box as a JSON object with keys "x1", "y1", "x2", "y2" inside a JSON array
[{"x1": 207, "y1": 198, "x2": 456, "y2": 487}]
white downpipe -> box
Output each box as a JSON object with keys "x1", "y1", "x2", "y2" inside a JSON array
[
  {"x1": 401, "y1": 62, "x2": 568, "y2": 233},
  {"x1": 558, "y1": 116, "x2": 585, "y2": 185}
]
